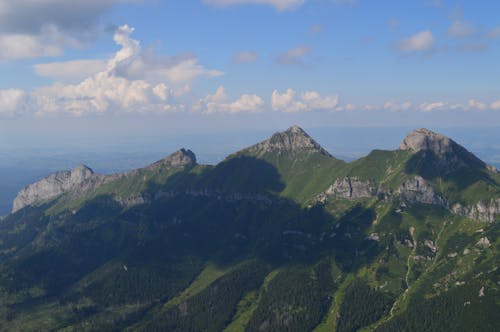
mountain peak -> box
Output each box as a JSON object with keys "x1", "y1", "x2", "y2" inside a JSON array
[
  {"x1": 245, "y1": 125, "x2": 331, "y2": 157},
  {"x1": 148, "y1": 148, "x2": 197, "y2": 169},
  {"x1": 399, "y1": 128, "x2": 455, "y2": 155}
]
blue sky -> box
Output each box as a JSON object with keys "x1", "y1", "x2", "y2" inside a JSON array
[{"x1": 1, "y1": 0, "x2": 500, "y2": 137}]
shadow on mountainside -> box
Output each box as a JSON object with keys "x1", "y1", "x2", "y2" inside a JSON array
[
  {"x1": 0, "y1": 156, "x2": 381, "y2": 329},
  {"x1": 405, "y1": 150, "x2": 498, "y2": 192}
]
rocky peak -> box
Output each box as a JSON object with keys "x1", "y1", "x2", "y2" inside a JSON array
[
  {"x1": 399, "y1": 128, "x2": 455, "y2": 155},
  {"x1": 70, "y1": 164, "x2": 95, "y2": 182},
  {"x1": 246, "y1": 125, "x2": 331, "y2": 157},
  {"x1": 12, "y1": 164, "x2": 99, "y2": 213},
  {"x1": 147, "y1": 148, "x2": 197, "y2": 170}
]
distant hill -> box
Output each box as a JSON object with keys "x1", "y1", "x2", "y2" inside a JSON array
[{"x1": 0, "y1": 127, "x2": 498, "y2": 331}]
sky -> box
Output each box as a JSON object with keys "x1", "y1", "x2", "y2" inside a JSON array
[{"x1": 1, "y1": 0, "x2": 500, "y2": 141}]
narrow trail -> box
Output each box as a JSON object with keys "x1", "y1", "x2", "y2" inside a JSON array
[
  {"x1": 405, "y1": 226, "x2": 417, "y2": 291},
  {"x1": 389, "y1": 226, "x2": 416, "y2": 317}
]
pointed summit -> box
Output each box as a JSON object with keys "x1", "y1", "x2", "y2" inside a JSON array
[
  {"x1": 147, "y1": 148, "x2": 197, "y2": 170},
  {"x1": 244, "y1": 125, "x2": 332, "y2": 157}
]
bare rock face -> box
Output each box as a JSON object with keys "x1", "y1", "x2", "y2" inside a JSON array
[
  {"x1": 145, "y1": 148, "x2": 196, "y2": 170},
  {"x1": 397, "y1": 176, "x2": 447, "y2": 207},
  {"x1": 12, "y1": 165, "x2": 101, "y2": 213},
  {"x1": 399, "y1": 128, "x2": 455, "y2": 155},
  {"x1": 12, "y1": 149, "x2": 198, "y2": 213},
  {"x1": 323, "y1": 177, "x2": 377, "y2": 200},
  {"x1": 451, "y1": 199, "x2": 500, "y2": 223},
  {"x1": 245, "y1": 125, "x2": 331, "y2": 157}
]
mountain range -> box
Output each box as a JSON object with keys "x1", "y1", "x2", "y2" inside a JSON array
[{"x1": 0, "y1": 126, "x2": 498, "y2": 331}]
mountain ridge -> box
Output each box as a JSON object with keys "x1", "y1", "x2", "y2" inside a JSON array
[
  {"x1": 0, "y1": 125, "x2": 498, "y2": 331},
  {"x1": 11, "y1": 126, "x2": 500, "y2": 222}
]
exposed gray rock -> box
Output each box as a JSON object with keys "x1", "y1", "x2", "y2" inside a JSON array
[
  {"x1": 244, "y1": 125, "x2": 331, "y2": 157},
  {"x1": 451, "y1": 199, "x2": 500, "y2": 223},
  {"x1": 12, "y1": 165, "x2": 105, "y2": 213},
  {"x1": 399, "y1": 128, "x2": 455, "y2": 155},
  {"x1": 476, "y1": 237, "x2": 491, "y2": 248},
  {"x1": 322, "y1": 177, "x2": 377, "y2": 200},
  {"x1": 12, "y1": 149, "x2": 197, "y2": 213},
  {"x1": 397, "y1": 176, "x2": 447, "y2": 207},
  {"x1": 144, "y1": 148, "x2": 196, "y2": 170}
]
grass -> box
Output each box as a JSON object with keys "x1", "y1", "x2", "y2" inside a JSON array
[{"x1": 163, "y1": 261, "x2": 239, "y2": 310}]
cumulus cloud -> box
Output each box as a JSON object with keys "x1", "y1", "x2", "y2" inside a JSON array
[
  {"x1": 418, "y1": 101, "x2": 447, "y2": 112},
  {"x1": 0, "y1": 0, "x2": 131, "y2": 60},
  {"x1": 276, "y1": 45, "x2": 310, "y2": 66},
  {"x1": 195, "y1": 86, "x2": 264, "y2": 114},
  {"x1": 233, "y1": 51, "x2": 258, "y2": 64},
  {"x1": 34, "y1": 59, "x2": 108, "y2": 82},
  {"x1": 203, "y1": 0, "x2": 305, "y2": 11},
  {"x1": 383, "y1": 101, "x2": 412, "y2": 112},
  {"x1": 0, "y1": 89, "x2": 29, "y2": 116},
  {"x1": 271, "y1": 88, "x2": 338, "y2": 112},
  {"x1": 1, "y1": 25, "x2": 222, "y2": 117},
  {"x1": 396, "y1": 30, "x2": 435, "y2": 53},
  {"x1": 468, "y1": 99, "x2": 487, "y2": 111}
]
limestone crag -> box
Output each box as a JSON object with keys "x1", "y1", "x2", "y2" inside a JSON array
[
  {"x1": 12, "y1": 165, "x2": 105, "y2": 213},
  {"x1": 12, "y1": 149, "x2": 197, "y2": 213},
  {"x1": 144, "y1": 148, "x2": 196, "y2": 170},
  {"x1": 397, "y1": 176, "x2": 447, "y2": 207},
  {"x1": 245, "y1": 126, "x2": 331, "y2": 157},
  {"x1": 452, "y1": 199, "x2": 500, "y2": 223},
  {"x1": 322, "y1": 177, "x2": 378, "y2": 200},
  {"x1": 399, "y1": 128, "x2": 455, "y2": 155}
]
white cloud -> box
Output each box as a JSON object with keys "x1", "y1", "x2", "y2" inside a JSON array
[
  {"x1": 1, "y1": 25, "x2": 222, "y2": 117},
  {"x1": 468, "y1": 99, "x2": 487, "y2": 111},
  {"x1": 271, "y1": 88, "x2": 338, "y2": 112},
  {"x1": 107, "y1": 26, "x2": 223, "y2": 84},
  {"x1": 397, "y1": 30, "x2": 435, "y2": 53},
  {"x1": 233, "y1": 51, "x2": 258, "y2": 64},
  {"x1": 276, "y1": 45, "x2": 310, "y2": 65},
  {"x1": 383, "y1": 101, "x2": 412, "y2": 112},
  {"x1": 0, "y1": 25, "x2": 82, "y2": 60},
  {"x1": 34, "y1": 59, "x2": 107, "y2": 82},
  {"x1": 203, "y1": 0, "x2": 305, "y2": 11},
  {"x1": 448, "y1": 20, "x2": 475, "y2": 38},
  {"x1": 0, "y1": 89, "x2": 29, "y2": 116},
  {"x1": 0, "y1": 0, "x2": 131, "y2": 60},
  {"x1": 196, "y1": 86, "x2": 264, "y2": 114},
  {"x1": 419, "y1": 101, "x2": 447, "y2": 112}
]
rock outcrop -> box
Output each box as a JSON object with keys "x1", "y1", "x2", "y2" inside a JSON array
[
  {"x1": 12, "y1": 165, "x2": 105, "y2": 213},
  {"x1": 400, "y1": 128, "x2": 455, "y2": 155},
  {"x1": 451, "y1": 199, "x2": 500, "y2": 223},
  {"x1": 320, "y1": 177, "x2": 377, "y2": 200},
  {"x1": 143, "y1": 148, "x2": 196, "y2": 170},
  {"x1": 244, "y1": 125, "x2": 331, "y2": 157},
  {"x1": 397, "y1": 176, "x2": 447, "y2": 207},
  {"x1": 12, "y1": 149, "x2": 197, "y2": 213}
]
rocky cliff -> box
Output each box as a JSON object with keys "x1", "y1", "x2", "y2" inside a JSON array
[
  {"x1": 452, "y1": 199, "x2": 500, "y2": 223},
  {"x1": 12, "y1": 165, "x2": 105, "y2": 213},
  {"x1": 12, "y1": 149, "x2": 197, "y2": 213}
]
